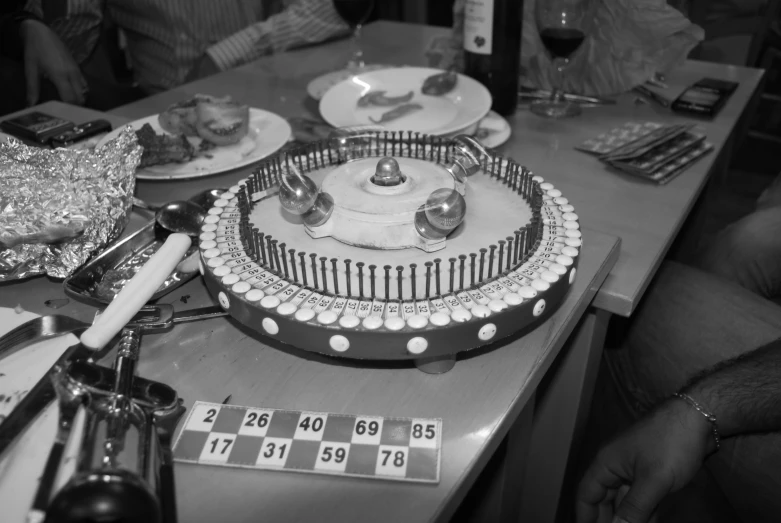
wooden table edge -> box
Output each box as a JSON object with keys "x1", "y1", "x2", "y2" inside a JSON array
[{"x1": 431, "y1": 233, "x2": 621, "y2": 522}]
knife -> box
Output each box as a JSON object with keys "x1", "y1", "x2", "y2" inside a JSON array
[
  {"x1": 0, "y1": 233, "x2": 192, "y2": 458},
  {"x1": 518, "y1": 86, "x2": 617, "y2": 106},
  {"x1": 0, "y1": 304, "x2": 228, "y2": 363}
]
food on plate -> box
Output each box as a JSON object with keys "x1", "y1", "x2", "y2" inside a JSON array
[
  {"x1": 157, "y1": 97, "x2": 200, "y2": 136},
  {"x1": 194, "y1": 98, "x2": 250, "y2": 146},
  {"x1": 158, "y1": 94, "x2": 221, "y2": 136},
  {"x1": 136, "y1": 123, "x2": 195, "y2": 168},
  {"x1": 369, "y1": 103, "x2": 423, "y2": 124},
  {"x1": 135, "y1": 94, "x2": 250, "y2": 168},
  {"x1": 158, "y1": 94, "x2": 250, "y2": 145},
  {"x1": 357, "y1": 90, "x2": 414, "y2": 108},
  {"x1": 421, "y1": 70, "x2": 457, "y2": 96}
]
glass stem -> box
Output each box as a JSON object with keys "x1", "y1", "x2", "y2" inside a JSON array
[
  {"x1": 550, "y1": 58, "x2": 567, "y2": 103},
  {"x1": 350, "y1": 24, "x2": 364, "y2": 69}
]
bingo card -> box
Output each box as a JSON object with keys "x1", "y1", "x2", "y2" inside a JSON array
[{"x1": 173, "y1": 401, "x2": 442, "y2": 483}]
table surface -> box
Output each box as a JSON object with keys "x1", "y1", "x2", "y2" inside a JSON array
[
  {"x1": 0, "y1": 208, "x2": 620, "y2": 523},
  {"x1": 100, "y1": 21, "x2": 763, "y2": 317},
  {"x1": 0, "y1": 22, "x2": 624, "y2": 522},
  {"x1": 0, "y1": 18, "x2": 755, "y2": 521}
]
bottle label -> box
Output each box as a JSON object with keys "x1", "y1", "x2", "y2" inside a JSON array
[{"x1": 463, "y1": 0, "x2": 494, "y2": 55}]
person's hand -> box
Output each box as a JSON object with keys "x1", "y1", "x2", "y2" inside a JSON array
[
  {"x1": 185, "y1": 54, "x2": 220, "y2": 83},
  {"x1": 576, "y1": 398, "x2": 716, "y2": 523},
  {"x1": 20, "y1": 19, "x2": 88, "y2": 106}
]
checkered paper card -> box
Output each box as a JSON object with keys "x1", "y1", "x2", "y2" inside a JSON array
[
  {"x1": 173, "y1": 401, "x2": 442, "y2": 483},
  {"x1": 576, "y1": 121, "x2": 712, "y2": 184}
]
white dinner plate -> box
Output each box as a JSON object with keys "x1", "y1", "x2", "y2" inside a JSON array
[
  {"x1": 307, "y1": 64, "x2": 394, "y2": 100},
  {"x1": 319, "y1": 67, "x2": 492, "y2": 136},
  {"x1": 97, "y1": 108, "x2": 292, "y2": 181},
  {"x1": 475, "y1": 110, "x2": 511, "y2": 149},
  {"x1": 0, "y1": 308, "x2": 82, "y2": 523}
]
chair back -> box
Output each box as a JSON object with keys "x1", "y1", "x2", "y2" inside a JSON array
[{"x1": 687, "y1": 0, "x2": 781, "y2": 66}]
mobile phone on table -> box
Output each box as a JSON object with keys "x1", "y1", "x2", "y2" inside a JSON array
[
  {"x1": 0, "y1": 111, "x2": 75, "y2": 145},
  {"x1": 671, "y1": 78, "x2": 738, "y2": 118},
  {"x1": 50, "y1": 119, "x2": 113, "y2": 148}
]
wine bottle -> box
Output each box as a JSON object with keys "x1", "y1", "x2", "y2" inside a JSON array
[{"x1": 462, "y1": 0, "x2": 523, "y2": 117}]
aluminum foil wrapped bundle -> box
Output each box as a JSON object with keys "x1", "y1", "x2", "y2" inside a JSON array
[{"x1": 0, "y1": 127, "x2": 141, "y2": 281}]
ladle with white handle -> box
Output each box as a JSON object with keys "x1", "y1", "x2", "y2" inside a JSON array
[{"x1": 83, "y1": 199, "x2": 204, "y2": 349}]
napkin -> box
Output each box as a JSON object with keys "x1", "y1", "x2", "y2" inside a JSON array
[{"x1": 445, "y1": 0, "x2": 703, "y2": 96}]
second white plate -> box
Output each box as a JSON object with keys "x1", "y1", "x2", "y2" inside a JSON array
[
  {"x1": 320, "y1": 67, "x2": 492, "y2": 137},
  {"x1": 97, "y1": 108, "x2": 292, "y2": 181}
]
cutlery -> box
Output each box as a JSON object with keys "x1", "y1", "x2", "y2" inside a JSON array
[
  {"x1": 0, "y1": 234, "x2": 192, "y2": 458},
  {"x1": 518, "y1": 87, "x2": 617, "y2": 105},
  {"x1": 632, "y1": 84, "x2": 672, "y2": 108},
  {"x1": 0, "y1": 304, "x2": 228, "y2": 362},
  {"x1": 26, "y1": 367, "x2": 90, "y2": 523},
  {"x1": 154, "y1": 399, "x2": 186, "y2": 523},
  {"x1": 43, "y1": 327, "x2": 163, "y2": 523},
  {"x1": 26, "y1": 356, "x2": 178, "y2": 522}
]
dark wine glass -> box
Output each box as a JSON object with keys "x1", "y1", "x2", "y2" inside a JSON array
[
  {"x1": 531, "y1": 0, "x2": 590, "y2": 118},
  {"x1": 333, "y1": 0, "x2": 375, "y2": 70}
]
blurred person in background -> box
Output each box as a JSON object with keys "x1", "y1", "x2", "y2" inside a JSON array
[
  {"x1": 0, "y1": 0, "x2": 89, "y2": 115},
  {"x1": 22, "y1": 0, "x2": 350, "y2": 103}
]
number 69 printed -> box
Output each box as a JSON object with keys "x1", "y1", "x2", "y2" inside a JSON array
[{"x1": 352, "y1": 416, "x2": 384, "y2": 445}]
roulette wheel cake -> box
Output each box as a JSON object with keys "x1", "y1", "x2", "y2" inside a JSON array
[{"x1": 198, "y1": 132, "x2": 581, "y2": 372}]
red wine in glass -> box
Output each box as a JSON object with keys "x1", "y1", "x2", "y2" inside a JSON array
[
  {"x1": 539, "y1": 27, "x2": 585, "y2": 59},
  {"x1": 531, "y1": 0, "x2": 591, "y2": 118},
  {"x1": 333, "y1": 0, "x2": 374, "y2": 28}
]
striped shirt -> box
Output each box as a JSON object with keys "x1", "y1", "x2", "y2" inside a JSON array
[{"x1": 26, "y1": 0, "x2": 349, "y2": 93}]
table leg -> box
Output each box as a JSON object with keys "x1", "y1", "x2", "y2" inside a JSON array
[
  {"x1": 448, "y1": 396, "x2": 535, "y2": 523},
  {"x1": 518, "y1": 307, "x2": 611, "y2": 522}
]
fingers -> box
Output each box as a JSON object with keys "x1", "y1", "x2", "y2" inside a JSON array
[
  {"x1": 68, "y1": 71, "x2": 88, "y2": 105},
  {"x1": 24, "y1": 56, "x2": 40, "y2": 107},
  {"x1": 51, "y1": 72, "x2": 80, "y2": 105},
  {"x1": 575, "y1": 459, "x2": 624, "y2": 523},
  {"x1": 613, "y1": 474, "x2": 670, "y2": 523}
]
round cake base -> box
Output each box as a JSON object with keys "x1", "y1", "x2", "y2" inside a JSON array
[{"x1": 198, "y1": 132, "x2": 582, "y2": 372}]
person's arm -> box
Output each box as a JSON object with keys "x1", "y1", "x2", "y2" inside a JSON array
[
  {"x1": 0, "y1": 1, "x2": 37, "y2": 60},
  {"x1": 194, "y1": 0, "x2": 349, "y2": 78},
  {"x1": 19, "y1": 0, "x2": 103, "y2": 106},
  {"x1": 576, "y1": 338, "x2": 781, "y2": 523}
]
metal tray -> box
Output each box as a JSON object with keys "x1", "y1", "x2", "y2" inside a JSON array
[
  {"x1": 64, "y1": 189, "x2": 225, "y2": 306},
  {"x1": 63, "y1": 221, "x2": 199, "y2": 306}
]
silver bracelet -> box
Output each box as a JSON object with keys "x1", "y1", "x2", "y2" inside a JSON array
[{"x1": 673, "y1": 392, "x2": 720, "y2": 450}]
